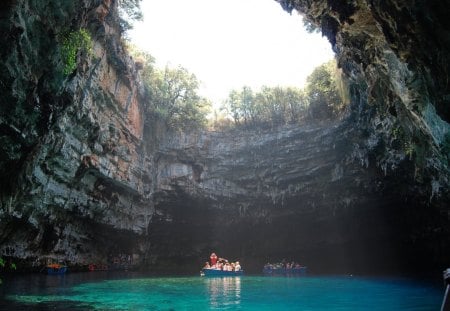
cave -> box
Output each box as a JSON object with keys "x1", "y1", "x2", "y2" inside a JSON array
[{"x1": 0, "y1": 0, "x2": 448, "y2": 278}]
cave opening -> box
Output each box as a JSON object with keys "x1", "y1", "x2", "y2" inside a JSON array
[
  {"x1": 129, "y1": 0, "x2": 356, "y2": 273},
  {"x1": 129, "y1": 0, "x2": 335, "y2": 108},
  {"x1": 130, "y1": 0, "x2": 449, "y2": 276}
]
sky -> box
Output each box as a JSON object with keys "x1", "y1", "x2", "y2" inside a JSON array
[{"x1": 129, "y1": 0, "x2": 334, "y2": 105}]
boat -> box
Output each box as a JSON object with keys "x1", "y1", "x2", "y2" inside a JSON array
[
  {"x1": 88, "y1": 264, "x2": 109, "y2": 271},
  {"x1": 201, "y1": 268, "x2": 244, "y2": 277},
  {"x1": 263, "y1": 266, "x2": 307, "y2": 276},
  {"x1": 46, "y1": 263, "x2": 68, "y2": 275}
]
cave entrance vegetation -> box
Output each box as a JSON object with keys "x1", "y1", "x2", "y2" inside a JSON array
[{"x1": 0, "y1": 0, "x2": 448, "y2": 278}]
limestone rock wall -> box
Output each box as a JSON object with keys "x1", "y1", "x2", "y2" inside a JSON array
[
  {"x1": 275, "y1": 0, "x2": 450, "y2": 194},
  {"x1": 0, "y1": 0, "x2": 154, "y2": 266}
]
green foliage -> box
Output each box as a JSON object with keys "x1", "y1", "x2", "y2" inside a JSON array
[
  {"x1": 129, "y1": 48, "x2": 345, "y2": 131},
  {"x1": 221, "y1": 85, "x2": 307, "y2": 128},
  {"x1": 151, "y1": 65, "x2": 211, "y2": 130},
  {"x1": 129, "y1": 49, "x2": 211, "y2": 131},
  {"x1": 0, "y1": 257, "x2": 16, "y2": 270},
  {"x1": 0, "y1": 257, "x2": 16, "y2": 285},
  {"x1": 118, "y1": 0, "x2": 143, "y2": 33},
  {"x1": 306, "y1": 59, "x2": 345, "y2": 119},
  {"x1": 60, "y1": 28, "x2": 93, "y2": 75},
  {"x1": 219, "y1": 59, "x2": 346, "y2": 129}
]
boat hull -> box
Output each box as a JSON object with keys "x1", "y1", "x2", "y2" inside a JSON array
[
  {"x1": 88, "y1": 264, "x2": 109, "y2": 271},
  {"x1": 201, "y1": 269, "x2": 244, "y2": 277},
  {"x1": 46, "y1": 266, "x2": 67, "y2": 275}
]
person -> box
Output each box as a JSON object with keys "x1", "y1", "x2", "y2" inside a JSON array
[
  {"x1": 217, "y1": 262, "x2": 223, "y2": 270},
  {"x1": 203, "y1": 262, "x2": 210, "y2": 269},
  {"x1": 235, "y1": 261, "x2": 241, "y2": 271},
  {"x1": 210, "y1": 253, "x2": 218, "y2": 266}
]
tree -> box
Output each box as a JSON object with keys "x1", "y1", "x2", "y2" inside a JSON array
[
  {"x1": 223, "y1": 89, "x2": 242, "y2": 125},
  {"x1": 221, "y1": 85, "x2": 307, "y2": 128},
  {"x1": 146, "y1": 65, "x2": 210, "y2": 129},
  {"x1": 240, "y1": 86, "x2": 255, "y2": 125},
  {"x1": 117, "y1": 0, "x2": 143, "y2": 33},
  {"x1": 218, "y1": 59, "x2": 346, "y2": 129},
  {"x1": 150, "y1": 65, "x2": 211, "y2": 129},
  {"x1": 254, "y1": 86, "x2": 274, "y2": 124},
  {"x1": 128, "y1": 48, "x2": 211, "y2": 130},
  {"x1": 305, "y1": 60, "x2": 342, "y2": 119},
  {"x1": 285, "y1": 87, "x2": 307, "y2": 123},
  {"x1": 217, "y1": 59, "x2": 347, "y2": 130},
  {"x1": 222, "y1": 86, "x2": 257, "y2": 127}
]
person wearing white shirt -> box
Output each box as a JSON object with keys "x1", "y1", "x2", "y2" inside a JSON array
[{"x1": 234, "y1": 262, "x2": 241, "y2": 271}]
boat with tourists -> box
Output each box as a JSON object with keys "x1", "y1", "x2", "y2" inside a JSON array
[
  {"x1": 45, "y1": 263, "x2": 68, "y2": 275},
  {"x1": 200, "y1": 252, "x2": 243, "y2": 277},
  {"x1": 263, "y1": 261, "x2": 307, "y2": 276},
  {"x1": 201, "y1": 268, "x2": 244, "y2": 277}
]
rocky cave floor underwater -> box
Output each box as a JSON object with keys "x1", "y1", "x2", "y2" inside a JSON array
[{"x1": 0, "y1": 271, "x2": 444, "y2": 310}]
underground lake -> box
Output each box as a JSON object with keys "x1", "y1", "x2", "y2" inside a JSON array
[{"x1": 0, "y1": 272, "x2": 444, "y2": 310}]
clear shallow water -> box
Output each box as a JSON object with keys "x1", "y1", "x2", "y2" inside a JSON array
[{"x1": 0, "y1": 272, "x2": 443, "y2": 310}]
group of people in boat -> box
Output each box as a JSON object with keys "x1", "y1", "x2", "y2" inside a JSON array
[
  {"x1": 203, "y1": 252, "x2": 242, "y2": 272},
  {"x1": 263, "y1": 260, "x2": 305, "y2": 270}
]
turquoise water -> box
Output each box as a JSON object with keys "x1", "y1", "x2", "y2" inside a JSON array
[{"x1": 0, "y1": 273, "x2": 443, "y2": 310}]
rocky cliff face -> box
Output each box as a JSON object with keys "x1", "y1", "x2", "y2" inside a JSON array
[
  {"x1": 0, "y1": 0, "x2": 448, "y2": 274},
  {"x1": 150, "y1": 119, "x2": 448, "y2": 273},
  {"x1": 0, "y1": 0, "x2": 153, "y2": 266}
]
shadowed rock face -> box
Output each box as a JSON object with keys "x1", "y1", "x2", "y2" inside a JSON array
[
  {"x1": 150, "y1": 120, "x2": 447, "y2": 274},
  {"x1": 0, "y1": 0, "x2": 448, "y2": 274},
  {"x1": 0, "y1": 0, "x2": 153, "y2": 266}
]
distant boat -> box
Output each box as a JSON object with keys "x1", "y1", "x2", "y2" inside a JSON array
[
  {"x1": 46, "y1": 263, "x2": 67, "y2": 275},
  {"x1": 263, "y1": 266, "x2": 307, "y2": 276},
  {"x1": 201, "y1": 269, "x2": 244, "y2": 277},
  {"x1": 88, "y1": 264, "x2": 109, "y2": 271}
]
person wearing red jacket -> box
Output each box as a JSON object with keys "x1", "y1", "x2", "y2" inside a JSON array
[{"x1": 210, "y1": 253, "x2": 218, "y2": 266}]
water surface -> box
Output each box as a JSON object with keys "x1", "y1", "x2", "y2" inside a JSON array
[{"x1": 0, "y1": 272, "x2": 443, "y2": 310}]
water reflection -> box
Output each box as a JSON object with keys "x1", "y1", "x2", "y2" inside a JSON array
[{"x1": 205, "y1": 277, "x2": 241, "y2": 309}]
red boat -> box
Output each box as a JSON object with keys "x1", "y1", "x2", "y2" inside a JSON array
[{"x1": 88, "y1": 264, "x2": 109, "y2": 271}]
